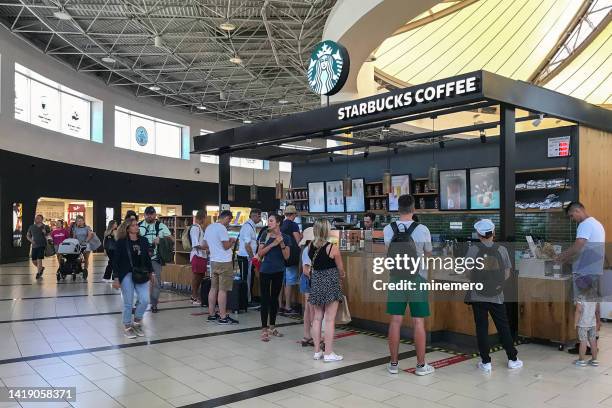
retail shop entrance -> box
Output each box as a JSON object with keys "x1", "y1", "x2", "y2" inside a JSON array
[{"x1": 36, "y1": 197, "x2": 94, "y2": 229}]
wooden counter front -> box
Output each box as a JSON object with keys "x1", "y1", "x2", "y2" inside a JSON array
[{"x1": 342, "y1": 252, "x2": 496, "y2": 337}]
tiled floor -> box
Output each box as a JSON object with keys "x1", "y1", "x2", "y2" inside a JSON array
[{"x1": 0, "y1": 254, "x2": 611, "y2": 408}]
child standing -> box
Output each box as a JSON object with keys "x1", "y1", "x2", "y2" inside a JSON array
[{"x1": 574, "y1": 276, "x2": 600, "y2": 366}]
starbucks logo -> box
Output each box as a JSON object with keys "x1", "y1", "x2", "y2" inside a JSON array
[
  {"x1": 307, "y1": 40, "x2": 350, "y2": 96},
  {"x1": 135, "y1": 126, "x2": 148, "y2": 146}
]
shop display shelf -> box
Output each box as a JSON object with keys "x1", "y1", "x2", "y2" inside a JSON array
[
  {"x1": 516, "y1": 186, "x2": 572, "y2": 191},
  {"x1": 365, "y1": 195, "x2": 388, "y2": 198},
  {"x1": 286, "y1": 198, "x2": 308, "y2": 201},
  {"x1": 413, "y1": 192, "x2": 438, "y2": 196},
  {"x1": 413, "y1": 177, "x2": 430, "y2": 182},
  {"x1": 515, "y1": 167, "x2": 571, "y2": 174},
  {"x1": 516, "y1": 208, "x2": 563, "y2": 213}
]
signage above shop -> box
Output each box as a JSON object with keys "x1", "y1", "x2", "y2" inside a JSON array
[
  {"x1": 135, "y1": 126, "x2": 149, "y2": 146},
  {"x1": 338, "y1": 75, "x2": 480, "y2": 120},
  {"x1": 307, "y1": 40, "x2": 350, "y2": 96}
]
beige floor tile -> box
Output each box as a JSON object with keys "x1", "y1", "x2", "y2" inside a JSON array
[
  {"x1": 330, "y1": 394, "x2": 392, "y2": 408},
  {"x1": 383, "y1": 393, "x2": 449, "y2": 408},
  {"x1": 140, "y1": 377, "x2": 196, "y2": 399},
  {"x1": 116, "y1": 363, "x2": 166, "y2": 382},
  {"x1": 96, "y1": 376, "x2": 148, "y2": 397},
  {"x1": 292, "y1": 383, "x2": 350, "y2": 402},
  {"x1": 114, "y1": 391, "x2": 173, "y2": 408},
  {"x1": 69, "y1": 390, "x2": 122, "y2": 408},
  {"x1": 331, "y1": 379, "x2": 400, "y2": 402},
  {"x1": 276, "y1": 394, "x2": 338, "y2": 408}
]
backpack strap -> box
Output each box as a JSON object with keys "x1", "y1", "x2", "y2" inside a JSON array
[
  {"x1": 154, "y1": 221, "x2": 161, "y2": 237},
  {"x1": 405, "y1": 222, "x2": 420, "y2": 236}
]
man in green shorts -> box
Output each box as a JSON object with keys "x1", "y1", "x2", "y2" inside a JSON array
[{"x1": 383, "y1": 194, "x2": 434, "y2": 376}]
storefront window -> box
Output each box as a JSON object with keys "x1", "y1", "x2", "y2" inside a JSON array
[
  {"x1": 114, "y1": 107, "x2": 184, "y2": 159},
  {"x1": 279, "y1": 161, "x2": 292, "y2": 172},
  {"x1": 15, "y1": 63, "x2": 93, "y2": 140}
]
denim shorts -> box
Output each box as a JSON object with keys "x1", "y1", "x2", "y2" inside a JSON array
[
  {"x1": 284, "y1": 265, "x2": 299, "y2": 286},
  {"x1": 299, "y1": 273, "x2": 310, "y2": 294}
]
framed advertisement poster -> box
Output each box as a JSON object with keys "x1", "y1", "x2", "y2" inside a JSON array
[
  {"x1": 439, "y1": 169, "x2": 468, "y2": 210},
  {"x1": 388, "y1": 174, "x2": 411, "y2": 212},
  {"x1": 470, "y1": 167, "x2": 500, "y2": 209},
  {"x1": 345, "y1": 178, "x2": 365, "y2": 212},
  {"x1": 325, "y1": 180, "x2": 345, "y2": 213},
  {"x1": 12, "y1": 203, "x2": 23, "y2": 247},
  {"x1": 308, "y1": 182, "x2": 325, "y2": 213}
]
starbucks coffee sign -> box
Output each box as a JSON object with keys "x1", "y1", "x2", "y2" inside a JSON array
[
  {"x1": 307, "y1": 40, "x2": 350, "y2": 96},
  {"x1": 337, "y1": 75, "x2": 480, "y2": 120}
]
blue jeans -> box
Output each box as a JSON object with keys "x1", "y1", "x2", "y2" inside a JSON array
[{"x1": 121, "y1": 273, "x2": 149, "y2": 326}]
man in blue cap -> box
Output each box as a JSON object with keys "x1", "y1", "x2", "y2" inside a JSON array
[{"x1": 465, "y1": 219, "x2": 523, "y2": 373}]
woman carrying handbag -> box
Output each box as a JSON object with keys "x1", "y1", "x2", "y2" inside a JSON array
[
  {"x1": 112, "y1": 219, "x2": 153, "y2": 339},
  {"x1": 305, "y1": 219, "x2": 346, "y2": 362}
]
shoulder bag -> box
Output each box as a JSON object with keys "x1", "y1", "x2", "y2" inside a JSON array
[{"x1": 126, "y1": 240, "x2": 151, "y2": 284}]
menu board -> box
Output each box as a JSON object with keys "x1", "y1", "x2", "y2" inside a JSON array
[
  {"x1": 326, "y1": 180, "x2": 345, "y2": 213},
  {"x1": 14, "y1": 73, "x2": 29, "y2": 122},
  {"x1": 470, "y1": 167, "x2": 500, "y2": 209},
  {"x1": 30, "y1": 80, "x2": 60, "y2": 131},
  {"x1": 345, "y1": 178, "x2": 365, "y2": 212},
  {"x1": 308, "y1": 182, "x2": 325, "y2": 213},
  {"x1": 389, "y1": 174, "x2": 411, "y2": 212},
  {"x1": 439, "y1": 169, "x2": 468, "y2": 210},
  {"x1": 61, "y1": 92, "x2": 91, "y2": 140}
]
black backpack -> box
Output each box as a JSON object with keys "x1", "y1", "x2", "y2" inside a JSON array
[
  {"x1": 471, "y1": 243, "x2": 506, "y2": 297},
  {"x1": 387, "y1": 221, "x2": 420, "y2": 279}
]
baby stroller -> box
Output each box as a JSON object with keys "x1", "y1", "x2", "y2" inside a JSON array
[{"x1": 56, "y1": 238, "x2": 88, "y2": 281}]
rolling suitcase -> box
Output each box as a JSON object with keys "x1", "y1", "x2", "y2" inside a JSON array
[
  {"x1": 227, "y1": 279, "x2": 249, "y2": 313},
  {"x1": 200, "y1": 278, "x2": 211, "y2": 307}
]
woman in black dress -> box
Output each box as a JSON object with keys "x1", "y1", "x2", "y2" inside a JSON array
[{"x1": 305, "y1": 219, "x2": 346, "y2": 362}]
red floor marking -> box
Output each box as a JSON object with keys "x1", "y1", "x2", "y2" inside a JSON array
[
  {"x1": 403, "y1": 354, "x2": 470, "y2": 373},
  {"x1": 334, "y1": 331, "x2": 359, "y2": 340}
]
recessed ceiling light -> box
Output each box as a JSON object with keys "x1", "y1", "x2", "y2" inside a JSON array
[
  {"x1": 243, "y1": 119, "x2": 252, "y2": 124},
  {"x1": 101, "y1": 56, "x2": 116, "y2": 63},
  {"x1": 53, "y1": 10, "x2": 71, "y2": 20},
  {"x1": 229, "y1": 55, "x2": 242, "y2": 64},
  {"x1": 154, "y1": 35, "x2": 163, "y2": 48},
  {"x1": 148, "y1": 85, "x2": 160, "y2": 91},
  {"x1": 220, "y1": 21, "x2": 236, "y2": 31},
  {"x1": 196, "y1": 105, "x2": 207, "y2": 110},
  {"x1": 278, "y1": 99, "x2": 289, "y2": 105}
]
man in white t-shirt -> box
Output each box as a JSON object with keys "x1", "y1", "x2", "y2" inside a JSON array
[
  {"x1": 383, "y1": 194, "x2": 434, "y2": 377},
  {"x1": 556, "y1": 202, "x2": 606, "y2": 278},
  {"x1": 203, "y1": 210, "x2": 237, "y2": 325},
  {"x1": 237, "y1": 209, "x2": 261, "y2": 303}
]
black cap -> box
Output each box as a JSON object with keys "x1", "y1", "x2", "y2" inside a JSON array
[{"x1": 144, "y1": 206, "x2": 156, "y2": 215}]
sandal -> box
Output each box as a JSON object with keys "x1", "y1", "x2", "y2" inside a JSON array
[
  {"x1": 261, "y1": 329, "x2": 270, "y2": 342},
  {"x1": 269, "y1": 328, "x2": 284, "y2": 337},
  {"x1": 301, "y1": 337, "x2": 315, "y2": 347}
]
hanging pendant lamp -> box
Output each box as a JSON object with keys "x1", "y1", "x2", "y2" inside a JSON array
[
  {"x1": 427, "y1": 118, "x2": 439, "y2": 191},
  {"x1": 382, "y1": 143, "x2": 392, "y2": 194},
  {"x1": 343, "y1": 156, "x2": 352, "y2": 197},
  {"x1": 250, "y1": 169, "x2": 258, "y2": 201}
]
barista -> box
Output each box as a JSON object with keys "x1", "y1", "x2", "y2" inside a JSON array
[{"x1": 363, "y1": 212, "x2": 376, "y2": 230}]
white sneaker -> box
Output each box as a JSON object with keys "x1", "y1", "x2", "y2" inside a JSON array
[
  {"x1": 323, "y1": 352, "x2": 344, "y2": 362},
  {"x1": 124, "y1": 327, "x2": 137, "y2": 339},
  {"x1": 508, "y1": 359, "x2": 523, "y2": 369},
  {"x1": 132, "y1": 323, "x2": 145, "y2": 337},
  {"x1": 414, "y1": 363, "x2": 435, "y2": 376},
  {"x1": 387, "y1": 362, "x2": 399, "y2": 374},
  {"x1": 478, "y1": 362, "x2": 492, "y2": 373},
  {"x1": 192, "y1": 300, "x2": 201, "y2": 305},
  {"x1": 313, "y1": 351, "x2": 324, "y2": 360}
]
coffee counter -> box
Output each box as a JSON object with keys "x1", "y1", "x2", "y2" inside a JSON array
[
  {"x1": 339, "y1": 248, "x2": 577, "y2": 347},
  {"x1": 340, "y1": 249, "x2": 497, "y2": 342}
]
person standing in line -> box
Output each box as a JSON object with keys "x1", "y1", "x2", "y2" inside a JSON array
[
  {"x1": 556, "y1": 202, "x2": 606, "y2": 355},
  {"x1": 138, "y1": 206, "x2": 173, "y2": 313},
  {"x1": 27, "y1": 214, "x2": 48, "y2": 279},
  {"x1": 71, "y1": 215, "x2": 94, "y2": 274},
  {"x1": 280, "y1": 205, "x2": 302, "y2": 315},
  {"x1": 363, "y1": 212, "x2": 376, "y2": 230},
  {"x1": 50, "y1": 219, "x2": 70, "y2": 264},
  {"x1": 465, "y1": 219, "x2": 523, "y2": 373},
  {"x1": 237, "y1": 209, "x2": 261, "y2": 304},
  {"x1": 103, "y1": 220, "x2": 118, "y2": 281},
  {"x1": 299, "y1": 227, "x2": 315, "y2": 347},
  {"x1": 204, "y1": 210, "x2": 238, "y2": 325},
  {"x1": 256, "y1": 214, "x2": 291, "y2": 341},
  {"x1": 112, "y1": 219, "x2": 153, "y2": 339},
  {"x1": 573, "y1": 275, "x2": 600, "y2": 366},
  {"x1": 125, "y1": 210, "x2": 138, "y2": 221},
  {"x1": 306, "y1": 219, "x2": 345, "y2": 362},
  {"x1": 384, "y1": 194, "x2": 434, "y2": 376},
  {"x1": 190, "y1": 211, "x2": 208, "y2": 305}
]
